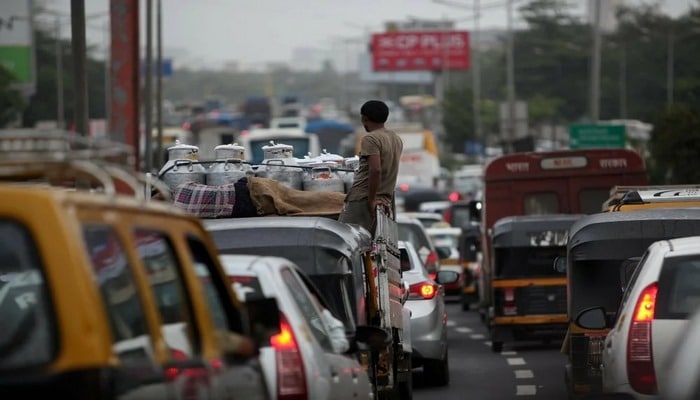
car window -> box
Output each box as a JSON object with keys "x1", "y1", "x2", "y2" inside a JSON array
[
  {"x1": 400, "y1": 248, "x2": 412, "y2": 272},
  {"x1": 83, "y1": 224, "x2": 158, "y2": 383},
  {"x1": 187, "y1": 236, "x2": 244, "y2": 334},
  {"x1": 0, "y1": 220, "x2": 55, "y2": 370},
  {"x1": 657, "y1": 255, "x2": 700, "y2": 319},
  {"x1": 231, "y1": 275, "x2": 265, "y2": 301},
  {"x1": 279, "y1": 268, "x2": 334, "y2": 352},
  {"x1": 133, "y1": 229, "x2": 200, "y2": 358},
  {"x1": 615, "y1": 250, "x2": 650, "y2": 321},
  {"x1": 398, "y1": 222, "x2": 430, "y2": 250}
]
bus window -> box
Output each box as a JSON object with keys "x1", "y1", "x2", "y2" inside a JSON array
[{"x1": 524, "y1": 193, "x2": 559, "y2": 215}]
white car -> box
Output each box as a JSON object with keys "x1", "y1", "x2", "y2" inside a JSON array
[
  {"x1": 399, "y1": 240, "x2": 458, "y2": 387},
  {"x1": 219, "y1": 254, "x2": 374, "y2": 400},
  {"x1": 577, "y1": 236, "x2": 700, "y2": 399},
  {"x1": 660, "y1": 298, "x2": 700, "y2": 400}
]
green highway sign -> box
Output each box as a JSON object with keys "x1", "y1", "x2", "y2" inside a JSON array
[
  {"x1": 0, "y1": 46, "x2": 32, "y2": 84},
  {"x1": 569, "y1": 124, "x2": 626, "y2": 149}
]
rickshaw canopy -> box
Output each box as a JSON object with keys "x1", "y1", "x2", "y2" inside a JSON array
[
  {"x1": 566, "y1": 208, "x2": 700, "y2": 318},
  {"x1": 204, "y1": 216, "x2": 372, "y2": 275},
  {"x1": 492, "y1": 214, "x2": 584, "y2": 248}
]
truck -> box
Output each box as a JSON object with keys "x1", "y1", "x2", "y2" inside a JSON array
[{"x1": 159, "y1": 158, "x2": 412, "y2": 400}]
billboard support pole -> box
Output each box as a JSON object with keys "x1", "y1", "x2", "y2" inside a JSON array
[{"x1": 109, "y1": 0, "x2": 140, "y2": 169}]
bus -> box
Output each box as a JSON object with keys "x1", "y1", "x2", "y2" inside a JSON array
[{"x1": 477, "y1": 149, "x2": 648, "y2": 320}]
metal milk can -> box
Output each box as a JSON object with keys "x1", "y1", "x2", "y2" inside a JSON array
[
  {"x1": 256, "y1": 142, "x2": 303, "y2": 190},
  {"x1": 206, "y1": 143, "x2": 252, "y2": 186},
  {"x1": 302, "y1": 161, "x2": 345, "y2": 193},
  {"x1": 158, "y1": 140, "x2": 206, "y2": 194},
  {"x1": 341, "y1": 156, "x2": 360, "y2": 193},
  {"x1": 262, "y1": 140, "x2": 294, "y2": 161}
]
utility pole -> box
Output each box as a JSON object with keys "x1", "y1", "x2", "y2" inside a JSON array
[
  {"x1": 54, "y1": 17, "x2": 64, "y2": 129},
  {"x1": 156, "y1": 0, "x2": 164, "y2": 167},
  {"x1": 666, "y1": 30, "x2": 674, "y2": 106},
  {"x1": 70, "y1": 0, "x2": 89, "y2": 136},
  {"x1": 144, "y1": 0, "x2": 153, "y2": 173},
  {"x1": 506, "y1": 0, "x2": 515, "y2": 153},
  {"x1": 590, "y1": 0, "x2": 602, "y2": 122},
  {"x1": 472, "y1": 0, "x2": 482, "y2": 154}
]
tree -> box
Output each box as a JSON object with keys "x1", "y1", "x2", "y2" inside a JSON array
[
  {"x1": 648, "y1": 103, "x2": 700, "y2": 184},
  {"x1": 441, "y1": 85, "x2": 473, "y2": 153},
  {"x1": 0, "y1": 65, "x2": 25, "y2": 127}
]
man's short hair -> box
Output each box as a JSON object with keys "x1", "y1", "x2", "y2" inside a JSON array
[{"x1": 360, "y1": 100, "x2": 389, "y2": 123}]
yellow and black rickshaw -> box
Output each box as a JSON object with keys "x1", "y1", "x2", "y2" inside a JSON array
[
  {"x1": 488, "y1": 214, "x2": 583, "y2": 353},
  {"x1": 558, "y1": 208, "x2": 700, "y2": 398}
]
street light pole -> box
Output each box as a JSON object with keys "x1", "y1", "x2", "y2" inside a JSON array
[
  {"x1": 70, "y1": 0, "x2": 89, "y2": 136},
  {"x1": 144, "y1": 0, "x2": 153, "y2": 173},
  {"x1": 156, "y1": 0, "x2": 164, "y2": 167},
  {"x1": 473, "y1": 0, "x2": 482, "y2": 152},
  {"x1": 506, "y1": 0, "x2": 516, "y2": 153},
  {"x1": 666, "y1": 30, "x2": 674, "y2": 106},
  {"x1": 590, "y1": 0, "x2": 602, "y2": 122}
]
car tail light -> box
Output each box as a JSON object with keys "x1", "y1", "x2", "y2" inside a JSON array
[
  {"x1": 502, "y1": 287, "x2": 517, "y2": 315},
  {"x1": 425, "y1": 250, "x2": 440, "y2": 271},
  {"x1": 449, "y1": 191, "x2": 461, "y2": 202},
  {"x1": 444, "y1": 208, "x2": 452, "y2": 224},
  {"x1": 627, "y1": 282, "x2": 658, "y2": 395},
  {"x1": 409, "y1": 281, "x2": 438, "y2": 300},
  {"x1": 271, "y1": 313, "x2": 307, "y2": 400}
]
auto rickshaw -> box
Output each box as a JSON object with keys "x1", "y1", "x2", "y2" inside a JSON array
[
  {"x1": 558, "y1": 208, "x2": 700, "y2": 398},
  {"x1": 488, "y1": 214, "x2": 583, "y2": 353}
]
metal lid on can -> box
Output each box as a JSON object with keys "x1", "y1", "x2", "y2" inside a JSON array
[{"x1": 261, "y1": 140, "x2": 293, "y2": 151}]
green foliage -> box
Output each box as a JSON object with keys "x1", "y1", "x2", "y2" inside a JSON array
[
  {"x1": 442, "y1": 85, "x2": 473, "y2": 153},
  {"x1": 0, "y1": 65, "x2": 25, "y2": 127},
  {"x1": 649, "y1": 103, "x2": 700, "y2": 184}
]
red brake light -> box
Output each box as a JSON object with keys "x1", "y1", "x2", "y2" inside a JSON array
[
  {"x1": 270, "y1": 313, "x2": 307, "y2": 400},
  {"x1": 627, "y1": 282, "x2": 658, "y2": 395},
  {"x1": 449, "y1": 192, "x2": 461, "y2": 202},
  {"x1": 502, "y1": 287, "x2": 517, "y2": 315},
  {"x1": 426, "y1": 250, "x2": 439, "y2": 265},
  {"x1": 399, "y1": 183, "x2": 410, "y2": 192},
  {"x1": 409, "y1": 281, "x2": 438, "y2": 300}
]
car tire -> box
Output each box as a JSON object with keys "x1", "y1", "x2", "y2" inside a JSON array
[
  {"x1": 491, "y1": 341, "x2": 503, "y2": 353},
  {"x1": 461, "y1": 295, "x2": 470, "y2": 311},
  {"x1": 423, "y1": 352, "x2": 449, "y2": 387}
]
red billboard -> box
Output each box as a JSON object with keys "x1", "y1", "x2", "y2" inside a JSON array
[{"x1": 371, "y1": 30, "x2": 470, "y2": 72}]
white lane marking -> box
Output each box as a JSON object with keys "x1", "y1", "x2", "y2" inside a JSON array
[
  {"x1": 507, "y1": 357, "x2": 526, "y2": 366},
  {"x1": 501, "y1": 351, "x2": 518, "y2": 356},
  {"x1": 470, "y1": 333, "x2": 486, "y2": 340},
  {"x1": 455, "y1": 326, "x2": 472, "y2": 333},
  {"x1": 516, "y1": 385, "x2": 537, "y2": 396},
  {"x1": 484, "y1": 341, "x2": 492, "y2": 347},
  {"x1": 446, "y1": 320, "x2": 457, "y2": 327},
  {"x1": 515, "y1": 370, "x2": 534, "y2": 379}
]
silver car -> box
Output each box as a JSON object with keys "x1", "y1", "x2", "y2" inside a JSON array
[
  {"x1": 400, "y1": 240, "x2": 458, "y2": 387},
  {"x1": 220, "y1": 254, "x2": 374, "y2": 400}
]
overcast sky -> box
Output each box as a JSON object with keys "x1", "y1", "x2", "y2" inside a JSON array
[{"x1": 42, "y1": 0, "x2": 693, "y2": 70}]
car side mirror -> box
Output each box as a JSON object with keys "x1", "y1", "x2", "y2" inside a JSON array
[
  {"x1": 244, "y1": 297, "x2": 281, "y2": 347},
  {"x1": 435, "y1": 270, "x2": 459, "y2": 284},
  {"x1": 575, "y1": 306, "x2": 608, "y2": 330},
  {"x1": 354, "y1": 325, "x2": 390, "y2": 351},
  {"x1": 553, "y1": 256, "x2": 567, "y2": 273}
]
